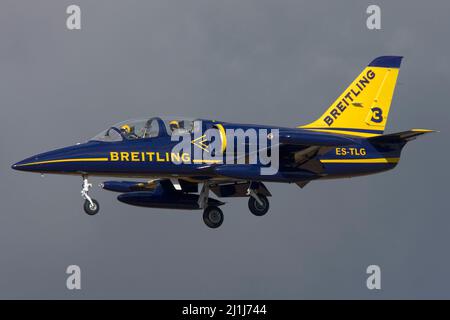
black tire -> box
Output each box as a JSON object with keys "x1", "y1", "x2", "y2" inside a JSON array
[
  {"x1": 248, "y1": 194, "x2": 269, "y2": 216},
  {"x1": 83, "y1": 199, "x2": 100, "y2": 215},
  {"x1": 203, "y1": 206, "x2": 224, "y2": 229}
]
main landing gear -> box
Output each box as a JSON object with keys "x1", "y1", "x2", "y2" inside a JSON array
[
  {"x1": 81, "y1": 175, "x2": 99, "y2": 215},
  {"x1": 199, "y1": 182, "x2": 271, "y2": 229},
  {"x1": 203, "y1": 206, "x2": 224, "y2": 229},
  {"x1": 198, "y1": 182, "x2": 224, "y2": 229},
  {"x1": 247, "y1": 187, "x2": 270, "y2": 216}
]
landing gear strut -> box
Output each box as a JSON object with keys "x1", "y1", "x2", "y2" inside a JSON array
[{"x1": 81, "y1": 175, "x2": 99, "y2": 215}]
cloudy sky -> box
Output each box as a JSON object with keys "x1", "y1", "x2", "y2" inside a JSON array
[{"x1": 0, "y1": 0, "x2": 449, "y2": 299}]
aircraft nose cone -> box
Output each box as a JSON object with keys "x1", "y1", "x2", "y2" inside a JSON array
[
  {"x1": 11, "y1": 142, "x2": 95, "y2": 173},
  {"x1": 11, "y1": 156, "x2": 39, "y2": 172}
]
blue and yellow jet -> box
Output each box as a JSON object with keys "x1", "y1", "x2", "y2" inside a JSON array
[{"x1": 12, "y1": 56, "x2": 434, "y2": 228}]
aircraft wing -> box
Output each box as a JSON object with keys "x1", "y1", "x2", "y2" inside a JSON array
[
  {"x1": 194, "y1": 130, "x2": 354, "y2": 189},
  {"x1": 240, "y1": 129, "x2": 350, "y2": 171}
]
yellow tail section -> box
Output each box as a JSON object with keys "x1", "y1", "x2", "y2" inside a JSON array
[{"x1": 301, "y1": 56, "x2": 403, "y2": 137}]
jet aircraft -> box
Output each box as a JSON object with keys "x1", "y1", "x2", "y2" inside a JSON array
[{"x1": 12, "y1": 56, "x2": 434, "y2": 228}]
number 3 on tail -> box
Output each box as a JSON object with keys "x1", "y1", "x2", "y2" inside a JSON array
[{"x1": 371, "y1": 107, "x2": 383, "y2": 123}]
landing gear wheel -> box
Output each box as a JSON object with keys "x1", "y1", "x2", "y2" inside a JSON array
[
  {"x1": 203, "y1": 206, "x2": 224, "y2": 229},
  {"x1": 84, "y1": 199, "x2": 99, "y2": 216},
  {"x1": 248, "y1": 194, "x2": 269, "y2": 216}
]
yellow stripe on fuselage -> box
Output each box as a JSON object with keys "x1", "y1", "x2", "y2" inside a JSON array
[
  {"x1": 14, "y1": 158, "x2": 109, "y2": 167},
  {"x1": 192, "y1": 159, "x2": 223, "y2": 164},
  {"x1": 15, "y1": 157, "x2": 223, "y2": 167},
  {"x1": 320, "y1": 157, "x2": 399, "y2": 164}
]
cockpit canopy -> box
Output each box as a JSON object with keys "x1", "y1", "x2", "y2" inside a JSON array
[{"x1": 91, "y1": 117, "x2": 201, "y2": 142}]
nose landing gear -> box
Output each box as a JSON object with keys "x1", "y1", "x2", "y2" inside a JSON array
[{"x1": 81, "y1": 176, "x2": 99, "y2": 215}]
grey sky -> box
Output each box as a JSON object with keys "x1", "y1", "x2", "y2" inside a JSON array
[{"x1": 0, "y1": 0, "x2": 449, "y2": 299}]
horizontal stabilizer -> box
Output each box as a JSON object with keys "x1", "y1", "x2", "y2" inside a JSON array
[{"x1": 368, "y1": 129, "x2": 435, "y2": 144}]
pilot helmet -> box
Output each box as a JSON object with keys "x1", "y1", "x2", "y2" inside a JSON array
[
  {"x1": 120, "y1": 124, "x2": 132, "y2": 134},
  {"x1": 169, "y1": 120, "x2": 180, "y2": 131}
]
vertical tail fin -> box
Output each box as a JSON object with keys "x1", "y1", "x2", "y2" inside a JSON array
[{"x1": 301, "y1": 56, "x2": 403, "y2": 137}]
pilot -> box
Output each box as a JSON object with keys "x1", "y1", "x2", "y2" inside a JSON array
[
  {"x1": 169, "y1": 120, "x2": 180, "y2": 132},
  {"x1": 120, "y1": 124, "x2": 138, "y2": 139}
]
